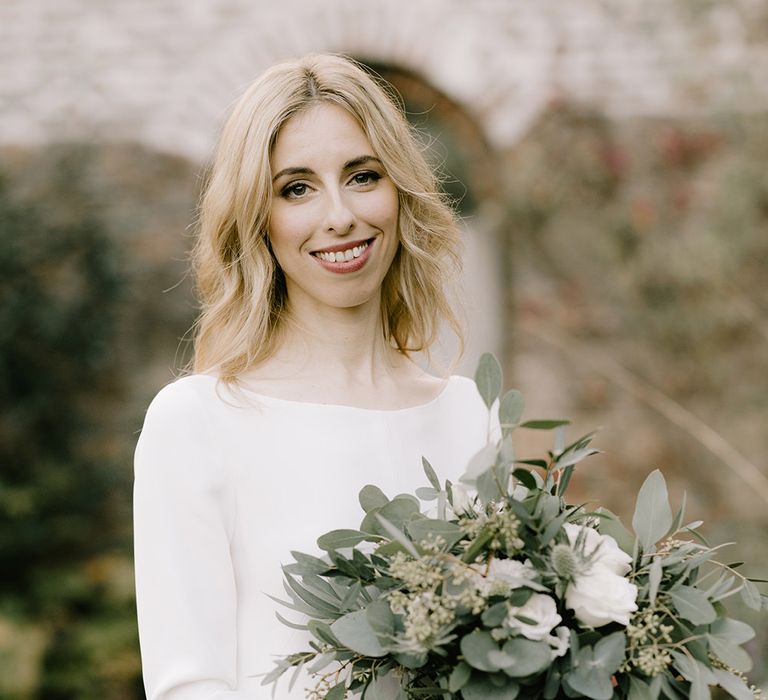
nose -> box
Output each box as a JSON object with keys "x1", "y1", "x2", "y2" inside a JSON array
[{"x1": 322, "y1": 188, "x2": 356, "y2": 236}]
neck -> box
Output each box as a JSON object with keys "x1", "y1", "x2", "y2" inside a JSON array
[{"x1": 273, "y1": 294, "x2": 404, "y2": 385}]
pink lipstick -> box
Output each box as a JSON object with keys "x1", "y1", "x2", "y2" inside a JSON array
[{"x1": 310, "y1": 237, "x2": 375, "y2": 274}]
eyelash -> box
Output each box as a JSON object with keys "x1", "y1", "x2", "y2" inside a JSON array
[{"x1": 280, "y1": 171, "x2": 382, "y2": 199}]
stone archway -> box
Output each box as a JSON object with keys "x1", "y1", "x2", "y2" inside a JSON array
[{"x1": 362, "y1": 61, "x2": 508, "y2": 373}]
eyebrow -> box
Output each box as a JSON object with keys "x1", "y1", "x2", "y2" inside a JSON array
[{"x1": 271, "y1": 155, "x2": 383, "y2": 183}]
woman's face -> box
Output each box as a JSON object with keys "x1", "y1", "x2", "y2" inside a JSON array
[{"x1": 268, "y1": 102, "x2": 400, "y2": 314}]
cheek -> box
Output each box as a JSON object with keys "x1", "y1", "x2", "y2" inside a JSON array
[
  {"x1": 269, "y1": 205, "x2": 316, "y2": 251},
  {"x1": 366, "y1": 187, "x2": 399, "y2": 231}
]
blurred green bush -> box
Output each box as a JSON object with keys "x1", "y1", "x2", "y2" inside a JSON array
[{"x1": 0, "y1": 144, "x2": 197, "y2": 699}]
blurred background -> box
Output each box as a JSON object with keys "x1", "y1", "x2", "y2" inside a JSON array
[{"x1": 1, "y1": 0, "x2": 766, "y2": 696}]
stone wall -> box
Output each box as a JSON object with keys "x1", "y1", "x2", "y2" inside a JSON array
[{"x1": 2, "y1": 0, "x2": 766, "y2": 161}]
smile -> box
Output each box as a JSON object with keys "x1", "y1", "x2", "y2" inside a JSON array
[
  {"x1": 310, "y1": 237, "x2": 376, "y2": 274},
  {"x1": 312, "y1": 240, "x2": 370, "y2": 263}
]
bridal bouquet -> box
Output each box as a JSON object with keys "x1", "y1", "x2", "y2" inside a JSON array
[{"x1": 264, "y1": 355, "x2": 765, "y2": 699}]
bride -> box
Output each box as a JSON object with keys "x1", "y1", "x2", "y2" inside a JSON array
[{"x1": 133, "y1": 53, "x2": 493, "y2": 699}]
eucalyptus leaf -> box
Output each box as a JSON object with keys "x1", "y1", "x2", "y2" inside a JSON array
[
  {"x1": 275, "y1": 610, "x2": 308, "y2": 631},
  {"x1": 481, "y1": 602, "x2": 509, "y2": 627},
  {"x1": 649, "y1": 556, "x2": 663, "y2": 605},
  {"x1": 564, "y1": 665, "x2": 613, "y2": 700},
  {"x1": 415, "y1": 487, "x2": 439, "y2": 501},
  {"x1": 364, "y1": 670, "x2": 403, "y2": 700},
  {"x1": 499, "y1": 638, "x2": 553, "y2": 677},
  {"x1": 520, "y1": 419, "x2": 570, "y2": 430},
  {"x1": 359, "y1": 485, "x2": 389, "y2": 513},
  {"x1": 690, "y1": 680, "x2": 712, "y2": 700},
  {"x1": 330, "y1": 610, "x2": 387, "y2": 657},
  {"x1": 379, "y1": 497, "x2": 421, "y2": 528},
  {"x1": 706, "y1": 635, "x2": 753, "y2": 673},
  {"x1": 543, "y1": 665, "x2": 561, "y2": 700},
  {"x1": 595, "y1": 507, "x2": 636, "y2": 555},
  {"x1": 592, "y1": 631, "x2": 626, "y2": 671},
  {"x1": 260, "y1": 660, "x2": 290, "y2": 687},
  {"x1": 288, "y1": 656, "x2": 307, "y2": 692},
  {"x1": 667, "y1": 490, "x2": 687, "y2": 537},
  {"x1": 290, "y1": 550, "x2": 331, "y2": 574},
  {"x1": 318, "y1": 529, "x2": 372, "y2": 552},
  {"x1": 448, "y1": 662, "x2": 472, "y2": 693},
  {"x1": 556, "y1": 444, "x2": 601, "y2": 469},
  {"x1": 325, "y1": 683, "x2": 347, "y2": 700},
  {"x1": 628, "y1": 676, "x2": 657, "y2": 700},
  {"x1": 339, "y1": 581, "x2": 362, "y2": 612},
  {"x1": 511, "y1": 468, "x2": 537, "y2": 490},
  {"x1": 366, "y1": 598, "x2": 396, "y2": 638},
  {"x1": 712, "y1": 668, "x2": 755, "y2": 700},
  {"x1": 462, "y1": 443, "x2": 499, "y2": 481},
  {"x1": 740, "y1": 578, "x2": 762, "y2": 610},
  {"x1": 422, "y1": 457, "x2": 441, "y2": 490},
  {"x1": 307, "y1": 619, "x2": 342, "y2": 647},
  {"x1": 461, "y1": 676, "x2": 519, "y2": 700},
  {"x1": 407, "y1": 518, "x2": 464, "y2": 550},
  {"x1": 499, "y1": 434, "x2": 515, "y2": 465},
  {"x1": 632, "y1": 470, "x2": 673, "y2": 552},
  {"x1": 375, "y1": 515, "x2": 420, "y2": 558},
  {"x1": 460, "y1": 629, "x2": 502, "y2": 672},
  {"x1": 669, "y1": 585, "x2": 717, "y2": 624},
  {"x1": 671, "y1": 651, "x2": 717, "y2": 684},
  {"x1": 499, "y1": 389, "x2": 524, "y2": 434},
  {"x1": 476, "y1": 466, "x2": 505, "y2": 504},
  {"x1": 475, "y1": 352, "x2": 503, "y2": 409},
  {"x1": 307, "y1": 651, "x2": 336, "y2": 674},
  {"x1": 284, "y1": 575, "x2": 341, "y2": 616},
  {"x1": 301, "y1": 573, "x2": 343, "y2": 603},
  {"x1": 267, "y1": 591, "x2": 317, "y2": 617},
  {"x1": 564, "y1": 633, "x2": 625, "y2": 700},
  {"x1": 393, "y1": 651, "x2": 427, "y2": 669},
  {"x1": 709, "y1": 617, "x2": 755, "y2": 645}
]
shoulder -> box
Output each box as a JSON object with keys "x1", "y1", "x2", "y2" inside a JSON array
[
  {"x1": 143, "y1": 374, "x2": 220, "y2": 421},
  {"x1": 136, "y1": 374, "x2": 236, "y2": 458},
  {"x1": 447, "y1": 373, "x2": 479, "y2": 395},
  {"x1": 134, "y1": 375, "x2": 235, "y2": 519},
  {"x1": 445, "y1": 374, "x2": 485, "y2": 408},
  {"x1": 141, "y1": 373, "x2": 257, "y2": 426}
]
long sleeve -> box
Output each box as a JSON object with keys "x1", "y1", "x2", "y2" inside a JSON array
[{"x1": 133, "y1": 380, "x2": 257, "y2": 700}]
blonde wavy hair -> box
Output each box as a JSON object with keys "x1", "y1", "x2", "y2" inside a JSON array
[{"x1": 192, "y1": 53, "x2": 464, "y2": 380}]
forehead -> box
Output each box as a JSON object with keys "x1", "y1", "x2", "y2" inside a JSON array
[{"x1": 271, "y1": 102, "x2": 374, "y2": 168}]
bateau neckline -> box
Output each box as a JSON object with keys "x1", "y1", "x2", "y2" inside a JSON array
[{"x1": 234, "y1": 374, "x2": 459, "y2": 413}]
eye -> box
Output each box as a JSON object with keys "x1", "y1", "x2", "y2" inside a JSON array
[
  {"x1": 281, "y1": 182, "x2": 310, "y2": 199},
  {"x1": 350, "y1": 171, "x2": 381, "y2": 187}
]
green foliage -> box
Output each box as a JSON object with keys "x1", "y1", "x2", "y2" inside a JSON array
[
  {"x1": 268, "y1": 355, "x2": 765, "y2": 699},
  {"x1": 631, "y1": 471, "x2": 674, "y2": 553},
  {"x1": 0, "y1": 143, "x2": 198, "y2": 698}
]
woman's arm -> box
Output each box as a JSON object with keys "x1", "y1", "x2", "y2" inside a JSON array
[{"x1": 133, "y1": 380, "x2": 260, "y2": 700}]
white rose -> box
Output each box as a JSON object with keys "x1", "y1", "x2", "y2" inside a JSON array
[
  {"x1": 546, "y1": 625, "x2": 570, "y2": 657},
  {"x1": 449, "y1": 483, "x2": 475, "y2": 516},
  {"x1": 505, "y1": 593, "x2": 562, "y2": 641},
  {"x1": 565, "y1": 563, "x2": 638, "y2": 627},
  {"x1": 425, "y1": 484, "x2": 475, "y2": 520},
  {"x1": 563, "y1": 522, "x2": 632, "y2": 576},
  {"x1": 487, "y1": 558, "x2": 537, "y2": 586}
]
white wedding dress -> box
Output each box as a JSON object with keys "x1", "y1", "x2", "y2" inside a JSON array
[{"x1": 133, "y1": 373, "x2": 493, "y2": 700}]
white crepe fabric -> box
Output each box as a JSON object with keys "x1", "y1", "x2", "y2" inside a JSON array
[{"x1": 133, "y1": 373, "x2": 493, "y2": 700}]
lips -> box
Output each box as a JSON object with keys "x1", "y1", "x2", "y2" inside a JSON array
[{"x1": 310, "y1": 237, "x2": 376, "y2": 274}]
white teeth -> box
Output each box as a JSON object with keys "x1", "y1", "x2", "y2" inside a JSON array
[{"x1": 315, "y1": 241, "x2": 369, "y2": 263}]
